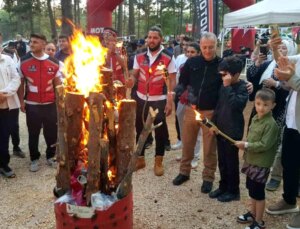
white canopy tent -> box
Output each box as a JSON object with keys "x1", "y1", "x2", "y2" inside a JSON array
[{"x1": 223, "y1": 0, "x2": 300, "y2": 28}]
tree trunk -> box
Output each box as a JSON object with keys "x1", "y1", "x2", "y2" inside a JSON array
[
  {"x1": 47, "y1": 0, "x2": 58, "y2": 39},
  {"x1": 128, "y1": 0, "x2": 135, "y2": 35},
  {"x1": 116, "y1": 107, "x2": 159, "y2": 199},
  {"x1": 54, "y1": 85, "x2": 70, "y2": 197},
  {"x1": 116, "y1": 100, "x2": 136, "y2": 186},
  {"x1": 86, "y1": 92, "x2": 105, "y2": 205},
  {"x1": 65, "y1": 92, "x2": 85, "y2": 172},
  {"x1": 117, "y1": 3, "x2": 123, "y2": 36},
  {"x1": 61, "y1": 0, "x2": 73, "y2": 36}
]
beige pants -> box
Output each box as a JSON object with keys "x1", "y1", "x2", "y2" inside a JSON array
[{"x1": 180, "y1": 106, "x2": 217, "y2": 182}]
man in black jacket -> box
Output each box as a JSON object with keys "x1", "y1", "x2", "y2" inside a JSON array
[{"x1": 173, "y1": 32, "x2": 252, "y2": 193}]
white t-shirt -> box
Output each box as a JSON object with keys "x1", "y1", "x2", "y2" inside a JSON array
[{"x1": 175, "y1": 54, "x2": 188, "y2": 84}]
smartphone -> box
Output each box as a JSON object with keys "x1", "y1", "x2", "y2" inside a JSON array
[
  {"x1": 260, "y1": 46, "x2": 268, "y2": 56},
  {"x1": 270, "y1": 24, "x2": 280, "y2": 39}
]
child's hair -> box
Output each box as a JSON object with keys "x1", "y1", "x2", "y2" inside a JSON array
[
  {"x1": 218, "y1": 56, "x2": 243, "y2": 76},
  {"x1": 188, "y1": 42, "x2": 200, "y2": 53},
  {"x1": 255, "y1": 88, "x2": 276, "y2": 102}
]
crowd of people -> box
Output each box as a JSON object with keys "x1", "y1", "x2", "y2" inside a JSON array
[{"x1": 0, "y1": 25, "x2": 300, "y2": 229}]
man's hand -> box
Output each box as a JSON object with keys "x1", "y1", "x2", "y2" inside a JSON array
[
  {"x1": 164, "y1": 99, "x2": 172, "y2": 117},
  {"x1": 125, "y1": 77, "x2": 135, "y2": 88},
  {"x1": 255, "y1": 53, "x2": 267, "y2": 67},
  {"x1": 263, "y1": 78, "x2": 277, "y2": 88},
  {"x1": 20, "y1": 100, "x2": 26, "y2": 113},
  {"x1": 0, "y1": 93, "x2": 7, "y2": 104},
  {"x1": 270, "y1": 37, "x2": 282, "y2": 51},
  {"x1": 235, "y1": 141, "x2": 246, "y2": 150},
  {"x1": 209, "y1": 126, "x2": 219, "y2": 136},
  {"x1": 246, "y1": 81, "x2": 253, "y2": 94},
  {"x1": 274, "y1": 56, "x2": 296, "y2": 81},
  {"x1": 222, "y1": 74, "x2": 231, "y2": 87}
]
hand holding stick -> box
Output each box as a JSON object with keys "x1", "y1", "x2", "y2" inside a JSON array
[{"x1": 200, "y1": 117, "x2": 236, "y2": 144}]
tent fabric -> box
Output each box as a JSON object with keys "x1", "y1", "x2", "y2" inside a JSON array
[{"x1": 223, "y1": 0, "x2": 300, "y2": 28}]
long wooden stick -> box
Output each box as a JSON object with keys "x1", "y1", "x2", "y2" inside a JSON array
[{"x1": 201, "y1": 118, "x2": 236, "y2": 144}]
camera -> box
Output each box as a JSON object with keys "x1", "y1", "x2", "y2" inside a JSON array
[{"x1": 259, "y1": 35, "x2": 269, "y2": 56}]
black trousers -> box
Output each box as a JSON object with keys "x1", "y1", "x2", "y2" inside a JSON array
[
  {"x1": 25, "y1": 103, "x2": 57, "y2": 161},
  {"x1": 10, "y1": 108, "x2": 20, "y2": 149},
  {"x1": 282, "y1": 127, "x2": 300, "y2": 205},
  {"x1": 0, "y1": 108, "x2": 18, "y2": 167},
  {"x1": 135, "y1": 96, "x2": 168, "y2": 157},
  {"x1": 217, "y1": 136, "x2": 240, "y2": 194}
]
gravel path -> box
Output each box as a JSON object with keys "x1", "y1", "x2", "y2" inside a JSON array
[{"x1": 0, "y1": 103, "x2": 295, "y2": 229}]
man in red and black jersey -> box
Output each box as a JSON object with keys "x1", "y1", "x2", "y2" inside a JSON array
[
  {"x1": 18, "y1": 33, "x2": 62, "y2": 172},
  {"x1": 127, "y1": 26, "x2": 176, "y2": 176}
]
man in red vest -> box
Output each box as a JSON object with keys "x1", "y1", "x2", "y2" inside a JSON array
[
  {"x1": 127, "y1": 26, "x2": 176, "y2": 176},
  {"x1": 18, "y1": 33, "x2": 62, "y2": 172},
  {"x1": 102, "y1": 27, "x2": 126, "y2": 85}
]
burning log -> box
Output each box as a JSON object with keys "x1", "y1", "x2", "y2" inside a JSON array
[
  {"x1": 100, "y1": 67, "x2": 114, "y2": 102},
  {"x1": 65, "y1": 92, "x2": 85, "y2": 172},
  {"x1": 116, "y1": 107, "x2": 162, "y2": 199},
  {"x1": 54, "y1": 85, "x2": 70, "y2": 197},
  {"x1": 100, "y1": 138, "x2": 110, "y2": 194},
  {"x1": 116, "y1": 100, "x2": 136, "y2": 186},
  {"x1": 85, "y1": 92, "x2": 105, "y2": 205}
]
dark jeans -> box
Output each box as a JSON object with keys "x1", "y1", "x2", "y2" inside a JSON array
[
  {"x1": 0, "y1": 108, "x2": 17, "y2": 168},
  {"x1": 282, "y1": 127, "x2": 300, "y2": 205},
  {"x1": 25, "y1": 103, "x2": 57, "y2": 161},
  {"x1": 217, "y1": 137, "x2": 240, "y2": 194},
  {"x1": 135, "y1": 96, "x2": 168, "y2": 157},
  {"x1": 10, "y1": 108, "x2": 20, "y2": 149}
]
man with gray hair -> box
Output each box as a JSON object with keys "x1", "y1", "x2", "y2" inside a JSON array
[{"x1": 173, "y1": 32, "x2": 252, "y2": 199}]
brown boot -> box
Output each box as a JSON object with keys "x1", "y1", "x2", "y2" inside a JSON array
[
  {"x1": 154, "y1": 156, "x2": 164, "y2": 176},
  {"x1": 135, "y1": 156, "x2": 146, "y2": 171}
]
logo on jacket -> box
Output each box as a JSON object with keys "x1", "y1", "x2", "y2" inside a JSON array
[
  {"x1": 28, "y1": 65, "x2": 37, "y2": 72},
  {"x1": 47, "y1": 67, "x2": 55, "y2": 75}
]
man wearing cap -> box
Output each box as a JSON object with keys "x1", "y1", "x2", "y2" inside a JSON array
[
  {"x1": 18, "y1": 33, "x2": 62, "y2": 172},
  {"x1": 127, "y1": 26, "x2": 176, "y2": 176}
]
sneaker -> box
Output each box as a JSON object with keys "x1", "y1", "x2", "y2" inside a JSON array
[
  {"x1": 191, "y1": 158, "x2": 199, "y2": 169},
  {"x1": 165, "y1": 144, "x2": 171, "y2": 151},
  {"x1": 287, "y1": 213, "x2": 300, "y2": 229},
  {"x1": 245, "y1": 220, "x2": 265, "y2": 229},
  {"x1": 266, "y1": 199, "x2": 299, "y2": 215},
  {"x1": 30, "y1": 160, "x2": 40, "y2": 172},
  {"x1": 0, "y1": 166, "x2": 16, "y2": 178},
  {"x1": 209, "y1": 188, "x2": 225, "y2": 199},
  {"x1": 237, "y1": 211, "x2": 255, "y2": 224},
  {"x1": 13, "y1": 147, "x2": 25, "y2": 158},
  {"x1": 46, "y1": 158, "x2": 57, "y2": 167},
  {"x1": 171, "y1": 140, "x2": 182, "y2": 150},
  {"x1": 173, "y1": 174, "x2": 190, "y2": 186},
  {"x1": 266, "y1": 178, "x2": 281, "y2": 191},
  {"x1": 201, "y1": 181, "x2": 213, "y2": 194},
  {"x1": 217, "y1": 192, "x2": 240, "y2": 202}
]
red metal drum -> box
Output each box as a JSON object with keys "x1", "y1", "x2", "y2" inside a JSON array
[{"x1": 54, "y1": 191, "x2": 133, "y2": 229}]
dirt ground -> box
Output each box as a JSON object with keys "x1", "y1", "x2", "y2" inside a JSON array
[{"x1": 0, "y1": 102, "x2": 296, "y2": 229}]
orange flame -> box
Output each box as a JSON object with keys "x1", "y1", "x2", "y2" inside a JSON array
[
  {"x1": 63, "y1": 29, "x2": 107, "y2": 97},
  {"x1": 193, "y1": 108, "x2": 203, "y2": 121}
]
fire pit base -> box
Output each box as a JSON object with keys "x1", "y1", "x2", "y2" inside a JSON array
[{"x1": 54, "y1": 191, "x2": 133, "y2": 229}]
